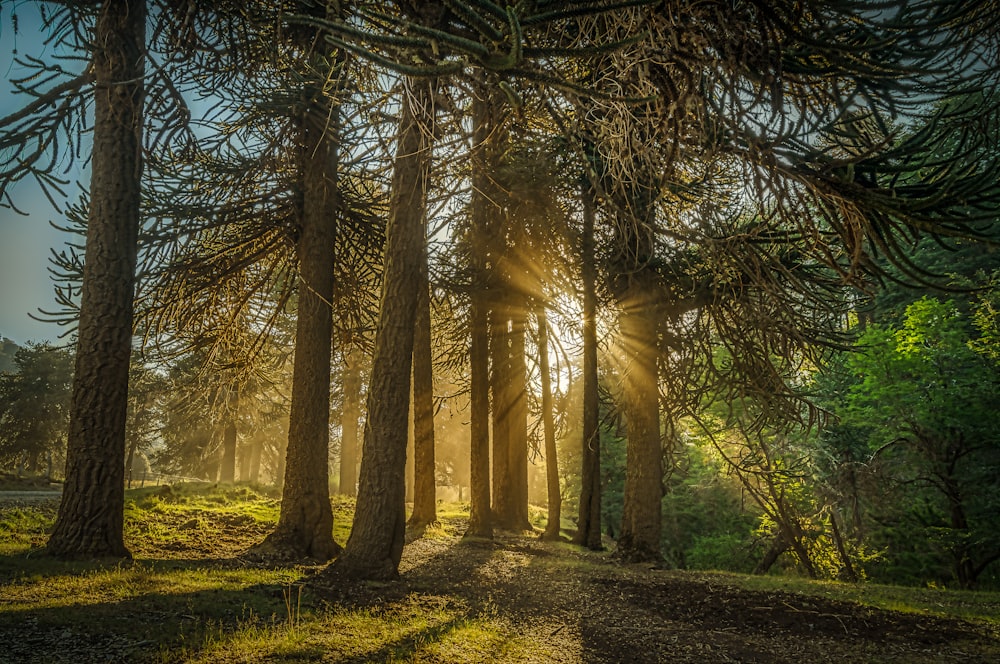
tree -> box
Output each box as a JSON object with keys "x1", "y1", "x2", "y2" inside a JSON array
[
  {"x1": 258, "y1": 7, "x2": 346, "y2": 560},
  {"x1": 332, "y1": 71, "x2": 438, "y2": 579},
  {"x1": 46, "y1": 0, "x2": 146, "y2": 559},
  {"x1": 574, "y1": 174, "x2": 603, "y2": 550},
  {"x1": 537, "y1": 307, "x2": 562, "y2": 540},
  {"x1": 0, "y1": 343, "x2": 73, "y2": 475},
  {"x1": 338, "y1": 347, "x2": 364, "y2": 497},
  {"x1": 408, "y1": 235, "x2": 437, "y2": 529},
  {"x1": 847, "y1": 297, "x2": 1000, "y2": 588}
]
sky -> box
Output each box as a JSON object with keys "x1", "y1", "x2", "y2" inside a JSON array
[{"x1": 0, "y1": 4, "x2": 82, "y2": 345}]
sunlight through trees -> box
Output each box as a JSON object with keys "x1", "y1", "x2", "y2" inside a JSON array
[{"x1": 1, "y1": 0, "x2": 998, "y2": 587}]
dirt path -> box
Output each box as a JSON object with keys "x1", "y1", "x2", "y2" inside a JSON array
[
  {"x1": 313, "y1": 524, "x2": 1000, "y2": 663},
  {"x1": 0, "y1": 490, "x2": 62, "y2": 504}
]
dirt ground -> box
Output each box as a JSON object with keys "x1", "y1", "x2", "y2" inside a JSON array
[
  {"x1": 4, "y1": 500, "x2": 1000, "y2": 663},
  {"x1": 336, "y1": 526, "x2": 999, "y2": 663}
]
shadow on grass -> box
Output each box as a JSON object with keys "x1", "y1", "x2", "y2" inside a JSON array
[{"x1": 0, "y1": 550, "x2": 308, "y2": 659}]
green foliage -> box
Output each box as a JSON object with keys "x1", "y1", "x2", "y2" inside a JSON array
[
  {"x1": 846, "y1": 297, "x2": 1000, "y2": 588},
  {"x1": 661, "y1": 438, "x2": 757, "y2": 572},
  {"x1": 0, "y1": 343, "x2": 73, "y2": 474}
]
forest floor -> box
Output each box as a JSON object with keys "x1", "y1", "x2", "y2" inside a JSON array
[{"x1": 1, "y1": 485, "x2": 999, "y2": 662}]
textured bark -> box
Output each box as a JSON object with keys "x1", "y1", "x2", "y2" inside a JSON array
[
  {"x1": 538, "y1": 309, "x2": 562, "y2": 541},
  {"x1": 257, "y1": 76, "x2": 341, "y2": 561},
  {"x1": 337, "y1": 348, "x2": 362, "y2": 496},
  {"x1": 616, "y1": 294, "x2": 663, "y2": 562},
  {"x1": 575, "y1": 179, "x2": 603, "y2": 550},
  {"x1": 332, "y1": 75, "x2": 435, "y2": 580},
  {"x1": 408, "y1": 247, "x2": 437, "y2": 528},
  {"x1": 47, "y1": 0, "x2": 145, "y2": 560},
  {"x1": 466, "y1": 84, "x2": 493, "y2": 538}
]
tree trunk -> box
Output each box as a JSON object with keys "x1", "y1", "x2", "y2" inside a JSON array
[
  {"x1": 47, "y1": 0, "x2": 145, "y2": 559},
  {"x1": 220, "y1": 416, "x2": 238, "y2": 484},
  {"x1": 467, "y1": 286, "x2": 492, "y2": 538},
  {"x1": 538, "y1": 308, "x2": 562, "y2": 540},
  {"x1": 332, "y1": 74, "x2": 435, "y2": 580},
  {"x1": 338, "y1": 348, "x2": 362, "y2": 496},
  {"x1": 575, "y1": 176, "x2": 603, "y2": 550},
  {"x1": 406, "y1": 398, "x2": 415, "y2": 503},
  {"x1": 490, "y1": 303, "x2": 514, "y2": 528},
  {"x1": 753, "y1": 531, "x2": 789, "y2": 575},
  {"x1": 125, "y1": 437, "x2": 138, "y2": 490},
  {"x1": 508, "y1": 304, "x2": 531, "y2": 530},
  {"x1": 829, "y1": 510, "x2": 858, "y2": 582},
  {"x1": 220, "y1": 387, "x2": 239, "y2": 484},
  {"x1": 408, "y1": 246, "x2": 437, "y2": 528},
  {"x1": 256, "y1": 69, "x2": 341, "y2": 561},
  {"x1": 248, "y1": 435, "x2": 262, "y2": 484},
  {"x1": 616, "y1": 290, "x2": 663, "y2": 563}
]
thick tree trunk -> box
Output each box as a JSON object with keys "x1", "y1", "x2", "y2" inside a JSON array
[
  {"x1": 256, "y1": 77, "x2": 341, "y2": 561},
  {"x1": 466, "y1": 76, "x2": 507, "y2": 539},
  {"x1": 47, "y1": 0, "x2": 145, "y2": 560},
  {"x1": 575, "y1": 178, "x2": 602, "y2": 550},
  {"x1": 538, "y1": 309, "x2": 562, "y2": 540},
  {"x1": 332, "y1": 75, "x2": 435, "y2": 580},
  {"x1": 405, "y1": 402, "x2": 415, "y2": 503},
  {"x1": 616, "y1": 291, "x2": 663, "y2": 563},
  {"x1": 408, "y1": 247, "x2": 437, "y2": 528},
  {"x1": 338, "y1": 348, "x2": 362, "y2": 496}
]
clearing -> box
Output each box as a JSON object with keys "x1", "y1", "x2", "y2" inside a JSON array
[{"x1": 1, "y1": 486, "x2": 998, "y2": 662}]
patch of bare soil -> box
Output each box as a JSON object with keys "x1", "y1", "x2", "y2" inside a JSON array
[{"x1": 314, "y1": 516, "x2": 1000, "y2": 664}]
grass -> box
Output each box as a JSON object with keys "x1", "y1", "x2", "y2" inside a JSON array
[
  {"x1": 701, "y1": 569, "x2": 1000, "y2": 627},
  {"x1": 0, "y1": 484, "x2": 550, "y2": 662},
  {"x1": 2, "y1": 483, "x2": 999, "y2": 662}
]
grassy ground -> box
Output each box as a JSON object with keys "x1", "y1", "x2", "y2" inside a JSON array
[
  {"x1": 1, "y1": 483, "x2": 999, "y2": 663},
  {"x1": 0, "y1": 484, "x2": 548, "y2": 663}
]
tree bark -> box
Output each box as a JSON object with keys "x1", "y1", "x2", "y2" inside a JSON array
[
  {"x1": 408, "y1": 245, "x2": 437, "y2": 528},
  {"x1": 47, "y1": 0, "x2": 145, "y2": 559},
  {"x1": 466, "y1": 87, "x2": 493, "y2": 537},
  {"x1": 490, "y1": 303, "x2": 514, "y2": 528},
  {"x1": 467, "y1": 286, "x2": 492, "y2": 538},
  {"x1": 256, "y1": 64, "x2": 341, "y2": 561},
  {"x1": 575, "y1": 176, "x2": 603, "y2": 550},
  {"x1": 538, "y1": 308, "x2": 562, "y2": 540},
  {"x1": 616, "y1": 291, "x2": 663, "y2": 563},
  {"x1": 332, "y1": 74, "x2": 435, "y2": 580},
  {"x1": 508, "y1": 304, "x2": 531, "y2": 530},
  {"x1": 337, "y1": 348, "x2": 362, "y2": 496}
]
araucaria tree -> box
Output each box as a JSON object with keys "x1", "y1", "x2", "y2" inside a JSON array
[{"x1": 47, "y1": 0, "x2": 147, "y2": 558}]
